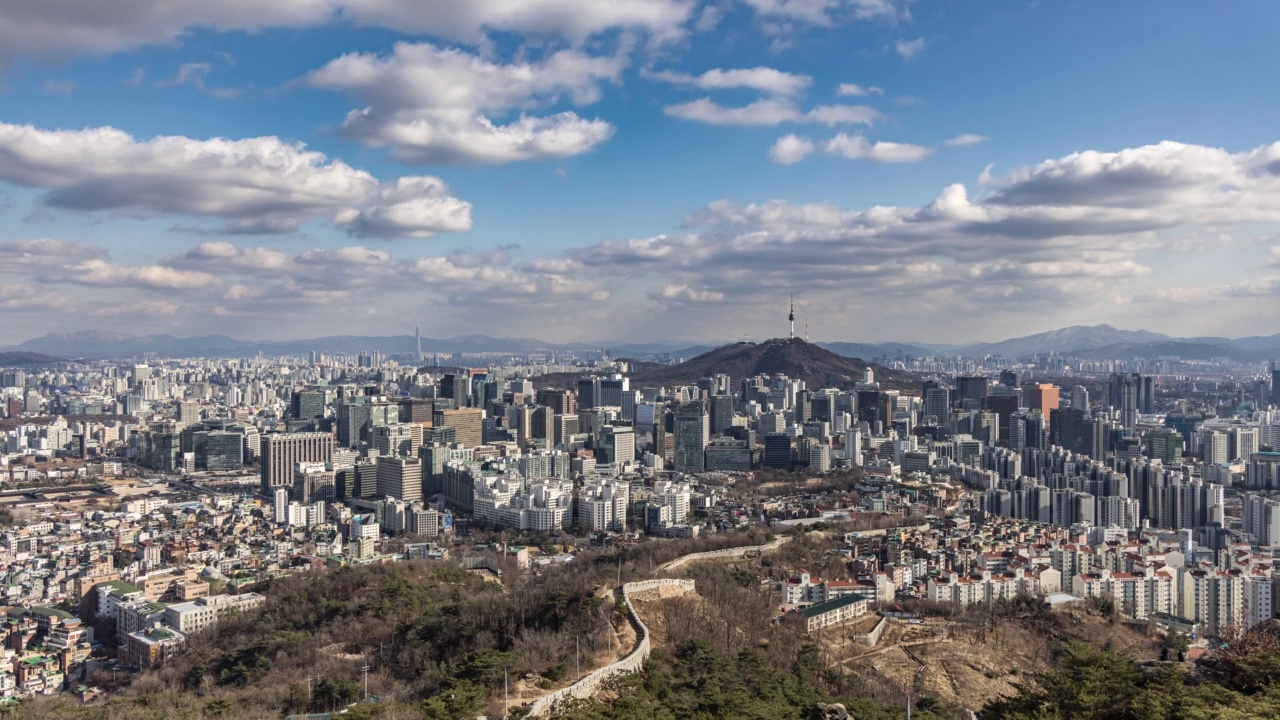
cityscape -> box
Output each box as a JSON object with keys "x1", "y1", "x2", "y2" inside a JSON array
[{"x1": 2, "y1": 2, "x2": 1280, "y2": 720}]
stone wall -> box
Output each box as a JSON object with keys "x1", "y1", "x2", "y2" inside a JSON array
[
  {"x1": 851, "y1": 615, "x2": 889, "y2": 647},
  {"x1": 656, "y1": 535, "x2": 790, "y2": 573},
  {"x1": 525, "y1": 578, "x2": 695, "y2": 717}
]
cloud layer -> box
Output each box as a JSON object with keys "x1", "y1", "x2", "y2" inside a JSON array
[
  {"x1": 0, "y1": 123, "x2": 472, "y2": 237},
  {"x1": 8, "y1": 140, "x2": 1280, "y2": 340},
  {"x1": 0, "y1": 0, "x2": 697, "y2": 61},
  {"x1": 307, "y1": 43, "x2": 624, "y2": 164}
]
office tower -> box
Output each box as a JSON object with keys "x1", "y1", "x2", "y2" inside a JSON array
[
  {"x1": 528, "y1": 406, "x2": 554, "y2": 449},
  {"x1": 984, "y1": 394, "x2": 1019, "y2": 446},
  {"x1": 260, "y1": 432, "x2": 334, "y2": 495},
  {"x1": 763, "y1": 433, "x2": 794, "y2": 470},
  {"x1": 1232, "y1": 427, "x2": 1259, "y2": 463},
  {"x1": 576, "y1": 376, "x2": 600, "y2": 409},
  {"x1": 176, "y1": 401, "x2": 200, "y2": 425},
  {"x1": 197, "y1": 430, "x2": 243, "y2": 471},
  {"x1": 293, "y1": 462, "x2": 336, "y2": 504},
  {"x1": 440, "y1": 374, "x2": 470, "y2": 408},
  {"x1": 273, "y1": 488, "x2": 290, "y2": 524},
  {"x1": 922, "y1": 381, "x2": 951, "y2": 426},
  {"x1": 955, "y1": 376, "x2": 988, "y2": 407},
  {"x1": 597, "y1": 425, "x2": 636, "y2": 466},
  {"x1": 1070, "y1": 385, "x2": 1089, "y2": 411},
  {"x1": 336, "y1": 400, "x2": 397, "y2": 448},
  {"x1": 290, "y1": 390, "x2": 326, "y2": 424},
  {"x1": 1109, "y1": 374, "x2": 1139, "y2": 428},
  {"x1": 844, "y1": 430, "x2": 862, "y2": 465},
  {"x1": 1146, "y1": 428, "x2": 1183, "y2": 465},
  {"x1": 398, "y1": 398, "x2": 434, "y2": 424},
  {"x1": 536, "y1": 389, "x2": 576, "y2": 416},
  {"x1": 377, "y1": 455, "x2": 423, "y2": 503},
  {"x1": 374, "y1": 423, "x2": 423, "y2": 457},
  {"x1": 1202, "y1": 430, "x2": 1228, "y2": 465},
  {"x1": 999, "y1": 370, "x2": 1021, "y2": 389},
  {"x1": 337, "y1": 459, "x2": 377, "y2": 500},
  {"x1": 710, "y1": 394, "x2": 736, "y2": 435},
  {"x1": 673, "y1": 400, "x2": 710, "y2": 472},
  {"x1": 1025, "y1": 384, "x2": 1059, "y2": 415},
  {"x1": 598, "y1": 375, "x2": 628, "y2": 408},
  {"x1": 435, "y1": 408, "x2": 483, "y2": 447},
  {"x1": 1271, "y1": 361, "x2": 1280, "y2": 408}
]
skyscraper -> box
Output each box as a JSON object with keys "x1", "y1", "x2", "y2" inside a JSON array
[
  {"x1": 260, "y1": 432, "x2": 334, "y2": 495},
  {"x1": 673, "y1": 400, "x2": 709, "y2": 472}
]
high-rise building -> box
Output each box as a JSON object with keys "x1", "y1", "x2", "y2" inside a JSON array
[
  {"x1": 175, "y1": 401, "x2": 200, "y2": 426},
  {"x1": 290, "y1": 391, "x2": 326, "y2": 426},
  {"x1": 673, "y1": 401, "x2": 709, "y2": 473},
  {"x1": 260, "y1": 432, "x2": 334, "y2": 495},
  {"x1": 436, "y1": 408, "x2": 483, "y2": 447},
  {"x1": 535, "y1": 389, "x2": 576, "y2": 416},
  {"x1": 955, "y1": 376, "x2": 988, "y2": 407},
  {"x1": 293, "y1": 462, "x2": 336, "y2": 504},
  {"x1": 1025, "y1": 384, "x2": 1059, "y2": 416},
  {"x1": 440, "y1": 374, "x2": 470, "y2": 408},
  {"x1": 1271, "y1": 361, "x2": 1280, "y2": 407},
  {"x1": 763, "y1": 433, "x2": 793, "y2": 470},
  {"x1": 373, "y1": 423, "x2": 423, "y2": 457},
  {"x1": 922, "y1": 381, "x2": 951, "y2": 426},
  {"x1": 709, "y1": 394, "x2": 736, "y2": 435},
  {"x1": 377, "y1": 455, "x2": 423, "y2": 503},
  {"x1": 576, "y1": 376, "x2": 600, "y2": 409},
  {"x1": 597, "y1": 424, "x2": 636, "y2": 466},
  {"x1": 337, "y1": 400, "x2": 397, "y2": 448}
]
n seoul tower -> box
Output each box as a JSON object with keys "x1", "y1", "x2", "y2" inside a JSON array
[{"x1": 789, "y1": 295, "x2": 795, "y2": 339}]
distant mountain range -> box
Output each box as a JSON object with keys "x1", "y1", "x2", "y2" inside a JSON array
[{"x1": 5, "y1": 324, "x2": 1280, "y2": 363}]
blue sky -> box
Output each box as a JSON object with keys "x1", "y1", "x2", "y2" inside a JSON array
[{"x1": 1, "y1": 1, "x2": 1279, "y2": 345}]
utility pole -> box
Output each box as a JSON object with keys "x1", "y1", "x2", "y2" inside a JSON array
[
  {"x1": 503, "y1": 667, "x2": 509, "y2": 720},
  {"x1": 362, "y1": 658, "x2": 370, "y2": 700},
  {"x1": 576, "y1": 635, "x2": 581, "y2": 681}
]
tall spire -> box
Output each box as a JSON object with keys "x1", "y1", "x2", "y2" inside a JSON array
[{"x1": 789, "y1": 294, "x2": 795, "y2": 339}]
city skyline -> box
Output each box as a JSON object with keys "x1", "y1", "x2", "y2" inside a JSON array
[{"x1": 2, "y1": 3, "x2": 1280, "y2": 343}]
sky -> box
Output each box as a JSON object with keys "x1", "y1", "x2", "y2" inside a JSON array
[{"x1": 2, "y1": 1, "x2": 1280, "y2": 346}]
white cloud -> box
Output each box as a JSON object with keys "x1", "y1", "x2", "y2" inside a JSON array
[
  {"x1": 160, "y1": 62, "x2": 239, "y2": 99},
  {"x1": 895, "y1": 37, "x2": 926, "y2": 59},
  {"x1": 646, "y1": 66, "x2": 812, "y2": 97},
  {"x1": 308, "y1": 42, "x2": 623, "y2": 164},
  {"x1": 92, "y1": 300, "x2": 181, "y2": 318},
  {"x1": 824, "y1": 133, "x2": 933, "y2": 162},
  {"x1": 0, "y1": 123, "x2": 472, "y2": 237},
  {"x1": 836, "y1": 83, "x2": 883, "y2": 96},
  {"x1": 665, "y1": 98, "x2": 882, "y2": 126},
  {"x1": 945, "y1": 133, "x2": 988, "y2": 147},
  {"x1": 652, "y1": 284, "x2": 726, "y2": 303},
  {"x1": 768, "y1": 134, "x2": 816, "y2": 164},
  {"x1": 0, "y1": 0, "x2": 694, "y2": 61},
  {"x1": 744, "y1": 0, "x2": 900, "y2": 25}
]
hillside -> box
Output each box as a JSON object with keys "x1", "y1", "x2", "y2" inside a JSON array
[
  {"x1": 0, "y1": 351, "x2": 62, "y2": 366},
  {"x1": 627, "y1": 337, "x2": 918, "y2": 393}
]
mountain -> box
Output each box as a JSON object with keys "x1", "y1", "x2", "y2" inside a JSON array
[
  {"x1": 954, "y1": 324, "x2": 1177, "y2": 357},
  {"x1": 818, "y1": 341, "x2": 938, "y2": 360},
  {"x1": 0, "y1": 351, "x2": 63, "y2": 366},
  {"x1": 1064, "y1": 341, "x2": 1269, "y2": 363},
  {"x1": 626, "y1": 337, "x2": 918, "y2": 392}
]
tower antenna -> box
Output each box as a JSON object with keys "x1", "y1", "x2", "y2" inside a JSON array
[{"x1": 789, "y1": 294, "x2": 795, "y2": 339}]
